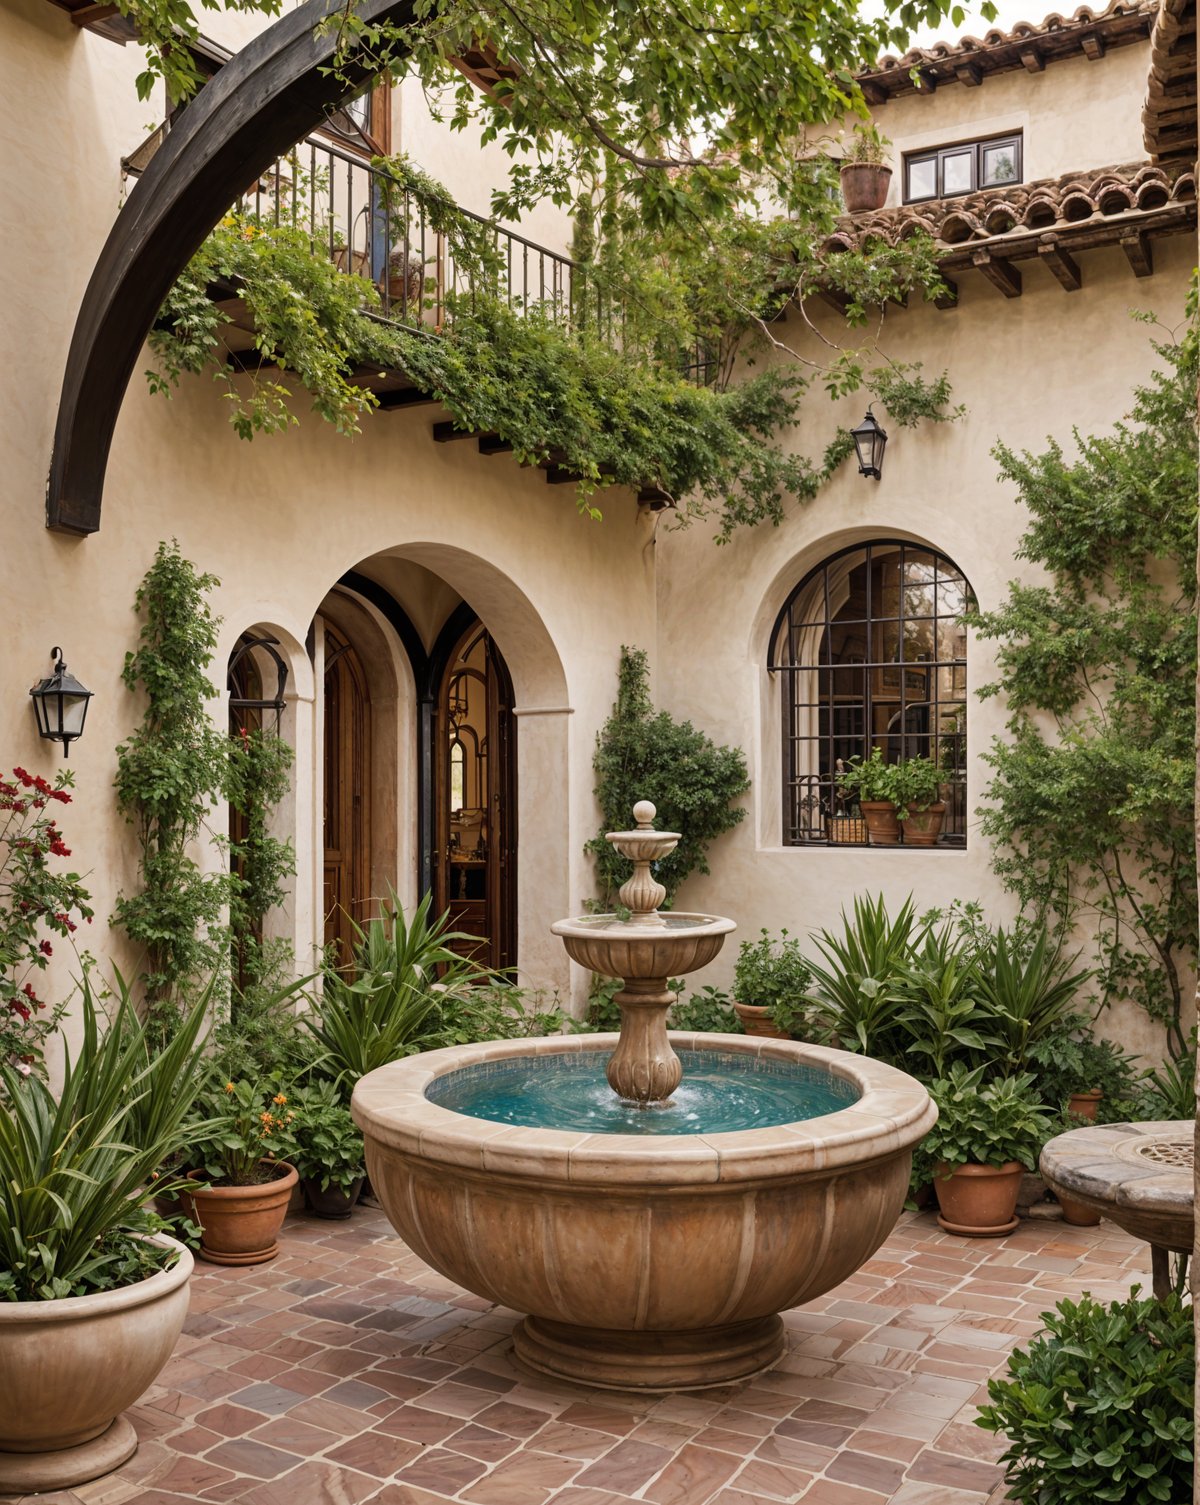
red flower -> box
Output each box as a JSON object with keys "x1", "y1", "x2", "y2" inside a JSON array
[
  {"x1": 51, "y1": 790, "x2": 71, "y2": 804},
  {"x1": 12, "y1": 767, "x2": 33, "y2": 787},
  {"x1": 39, "y1": 940, "x2": 52, "y2": 957}
]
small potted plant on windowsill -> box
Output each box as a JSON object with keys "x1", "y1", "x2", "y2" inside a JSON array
[
  {"x1": 181, "y1": 1080, "x2": 299, "y2": 1266},
  {"x1": 891, "y1": 756, "x2": 946, "y2": 846},
  {"x1": 289, "y1": 1079, "x2": 367, "y2": 1219},
  {"x1": 837, "y1": 747, "x2": 899, "y2": 845},
  {"x1": 732, "y1": 928, "x2": 813, "y2": 1038},
  {"x1": 922, "y1": 1066, "x2": 1054, "y2": 1237},
  {"x1": 839, "y1": 124, "x2": 893, "y2": 214}
]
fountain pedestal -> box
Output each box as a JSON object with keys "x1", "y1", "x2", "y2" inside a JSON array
[{"x1": 604, "y1": 978, "x2": 682, "y2": 1102}]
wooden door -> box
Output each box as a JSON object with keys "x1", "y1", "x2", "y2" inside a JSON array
[
  {"x1": 433, "y1": 621, "x2": 516, "y2": 971},
  {"x1": 323, "y1": 623, "x2": 371, "y2": 965}
]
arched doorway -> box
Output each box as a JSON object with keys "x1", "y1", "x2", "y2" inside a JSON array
[
  {"x1": 322, "y1": 619, "x2": 372, "y2": 962},
  {"x1": 432, "y1": 618, "x2": 517, "y2": 970}
]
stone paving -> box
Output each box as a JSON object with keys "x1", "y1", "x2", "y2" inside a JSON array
[{"x1": 6, "y1": 1206, "x2": 1153, "y2": 1505}]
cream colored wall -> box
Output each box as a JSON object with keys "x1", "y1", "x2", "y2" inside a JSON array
[
  {"x1": 0, "y1": 0, "x2": 649, "y2": 1034},
  {"x1": 656, "y1": 234, "x2": 1197, "y2": 1064},
  {"x1": 870, "y1": 42, "x2": 1153, "y2": 207}
]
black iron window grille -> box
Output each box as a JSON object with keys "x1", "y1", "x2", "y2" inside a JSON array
[{"x1": 768, "y1": 541, "x2": 974, "y2": 848}]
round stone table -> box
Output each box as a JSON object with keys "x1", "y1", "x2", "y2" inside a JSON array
[{"x1": 1040, "y1": 1119, "x2": 1193, "y2": 1299}]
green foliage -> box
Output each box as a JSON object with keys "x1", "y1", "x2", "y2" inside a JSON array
[
  {"x1": 588, "y1": 647, "x2": 749, "y2": 907},
  {"x1": 805, "y1": 893, "x2": 919, "y2": 1057},
  {"x1": 969, "y1": 328, "x2": 1198, "y2": 1058},
  {"x1": 149, "y1": 218, "x2": 381, "y2": 440},
  {"x1": 226, "y1": 724, "x2": 296, "y2": 1000},
  {"x1": 670, "y1": 985, "x2": 744, "y2": 1034},
  {"x1": 973, "y1": 927, "x2": 1093, "y2": 1075},
  {"x1": 1134, "y1": 1043, "x2": 1196, "y2": 1121},
  {"x1": 112, "y1": 542, "x2": 233, "y2": 1037},
  {"x1": 733, "y1": 929, "x2": 811, "y2": 1014},
  {"x1": 431, "y1": 981, "x2": 575, "y2": 1044},
  {"x1": 922, "y1": 1065, "x2": 1053, "y2": 1174},
  {"x1": 587, "y1": 973, "x2": 624, "y2": 1030},
  {"x1": 187, "y1": 1077, "x2": 297, "y2": 1186},
  {"x1": 976, "y1": 1291, "x2": 1194, "y2": 1504},
  {"x1": 894, "y1": 921, "x2": 995, "y2": 1080},
  {"x1": 303, "y1": 893, "x2": 485, "y2": 1093},
  {"x1": 839, "y1": 123, "x2": 890, "y2": 167},
  {"x1": 838, "y1": 750, "x2": 942, "y2": 818},
  {"x1": 284, "y1": 1079, "x2": 365, "y2": 1195},
  {"x1": 1026, "y1": 1028, "x2": 1137, "y2": 1111},
  {"x1": 0, "y1": 975, "x2": 210, "y2": 1301}
]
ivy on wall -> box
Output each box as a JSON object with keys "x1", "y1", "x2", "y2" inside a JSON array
[{"x1": 588, "y1": 647, "x2": 750, "y2": 907}]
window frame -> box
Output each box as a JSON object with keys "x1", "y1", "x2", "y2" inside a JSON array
[
  {"x1": 767, "y1": 539, "x2": 974, "y2": 850},
  {"x1": 903, "y1": 132, "x2": 1023, "y2": 204}
]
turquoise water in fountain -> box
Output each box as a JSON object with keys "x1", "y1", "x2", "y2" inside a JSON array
[{"x1": 426, "y1": 1050, "x2": 860, "y2": 1135}]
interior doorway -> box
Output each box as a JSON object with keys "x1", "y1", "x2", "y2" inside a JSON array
[
  {"x1": 322, "y1": 619, "x2": 371, "y2": 964},
  {"x1": 432, "y1": 618, "x2": 517, "y2": 970}
]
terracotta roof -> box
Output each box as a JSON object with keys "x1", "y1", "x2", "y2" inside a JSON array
[
  {"x1": 1143, "y1": 0, "x2": 1197, "y2": 161},
  {"x1": 857, "y1": 1, "x2": 1154, "y2": 102},
  {"x1": 821, "y1": 161, "x2": 1195, "y2": 299}
]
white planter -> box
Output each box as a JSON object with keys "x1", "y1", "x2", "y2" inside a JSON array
[{"x1": 0, "y1": 1234, "x2": 192, "y2": 1492}]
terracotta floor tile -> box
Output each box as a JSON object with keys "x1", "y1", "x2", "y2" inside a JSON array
[
  {"x1": 479, "y1": 1401, "x2": 572, "y2": 1438},
  {"x1": 394, "y1": 1446, "x2": 490, "y2": 1493},
  {"x1": 460, "y1": 1449, "x2": 581, "y2": 1504},
  {"x1": 571, "y1": 1438, "x2": 673, "y2": 1493},
  {"x1": 444, "y1": 1422, "x2": 522, "y2": 1463},
  {"x1": 554, "y1": 1404, "x2": 640, "y2": 1437},
  {"x1": 529, "y1": 1422, "x2": 623, "y2": 1460},
  {"x1": 907, "y1": 1450, "x2": 1005, "y2": 1492},
  {"x1": 204, "y1": 1437, "x2": 302, "y2": 1479},
  {"x1": 642, "y1": 1443, "x2": 741, "y2": 1505},
  {"x1": 824, "y1": 1448, "x2": 907, "y2": 1493}
]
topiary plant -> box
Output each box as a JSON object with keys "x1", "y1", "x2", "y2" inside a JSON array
[{"x1": 976, "y1": 1290, "x2": 1194, "y2": 1504}]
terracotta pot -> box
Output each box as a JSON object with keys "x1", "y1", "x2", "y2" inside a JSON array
[
  {"x1": 840, "y1": 163, "x2": 892, "y2": 214},
  {"x1": 1067, "y1": 1090, "x2": 1102, "y2": 1121},
  {"x1": 731, "y1": 1001, "x2": 788, "y2": 1039},
  {"x1": 900, "y1": 802, "x2": 946, "y2": 847},
  {"x1": 0, "y1": 1235, "x2": 192, "y2": 1493},
  {"x1": 934, "y1": 1161, "x2": 1024, "y2": 1237},
  {"x1": 1057, "y1": 1191, "x2": 1102, "y2": 1227},
  {"x1": 302, "y1": 1176, "x2": 364, "y2": 1220},
  {"x1": 180, "y1": 1161, "x2": 297, "y2": 1266},
  {"x1": 859, "y1": 800, "x2": 900, "y2": 846}
]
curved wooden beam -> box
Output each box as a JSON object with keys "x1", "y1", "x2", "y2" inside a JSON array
[{"x1": 47, "y1": 0, "x2": 414, "y2": 534}]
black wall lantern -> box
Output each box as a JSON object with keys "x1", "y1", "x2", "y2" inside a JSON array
[
  {"x1": 851, "y1": 408, "x2": 888, "y2": 480},
  {"x1": 30, "y1": 648, "x2": 93, "y2": 752}
]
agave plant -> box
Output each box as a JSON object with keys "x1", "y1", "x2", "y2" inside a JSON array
[
  {"x1": 975, "y1": 926, "x2": 1093, "y2": 1074},
  {"x1": 805, "y1": 893, "x2": 921, "y2": 1058},
  {"x1": 0, "y1": 972, "x2": 210, "y2": 1301},
  {"x1": 303, "y1": 891, "x2": 487, "y2": 1091}
]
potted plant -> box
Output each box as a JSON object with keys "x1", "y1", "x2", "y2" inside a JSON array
[
  {"x1": 289, "y1": 1079, "x2": 366, "y2": 1219},
  {"x1": 922, "y1": 1065, "x2": 1054, "y2": 1237},
  {"x1": 181, "y1": 1079, "x2": 298, "y2": 1266},
  {"x1": 1027, "y1": 1027, "x2": 1136, "y2": 1123},
  {"x1": 839, "y1": 124, "x2": 892, "y2": 214},
  {"x1": 0, "y1": 978, "x2": 208, "y2": 1492},
  {"x1": 732, "y1": 928, "x2": 812, "y2": 1038},
  {"x1": 890, "y1": 756, "x2": 945, "y2": 846},
  {"x1": 837, "y1": 747, "x2": 899, "y2": 845}
]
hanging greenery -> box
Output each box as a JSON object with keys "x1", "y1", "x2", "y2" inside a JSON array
[
  {"x1": 968, "y1": 312, "x2": 1198, "y2": 1061},
  {"x1": 588, "y1": 647, "x2": 749, "y2": 907},
  {"x1": 113, "y1": 542, "x2": 234, "y2": 1040},
  {"x1": 149, "y1": 179, "x2": 962, "y2": 540}
]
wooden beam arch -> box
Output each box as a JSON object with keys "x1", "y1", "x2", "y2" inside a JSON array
[{"x1": 46, "y1": 0, "x2": 414, "y2": 535}]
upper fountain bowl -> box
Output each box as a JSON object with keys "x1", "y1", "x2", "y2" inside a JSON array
[{"x1": 551, "y1": 911, "x2": 735, "y2": 979}]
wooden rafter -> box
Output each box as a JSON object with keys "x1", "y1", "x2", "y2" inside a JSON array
[
  {"x1": 972, "y1": 250, "x2": 1022, "y2": 297},
  {"x1": 1038, "y1": 237, "x2": 1082, "y2": 290}
]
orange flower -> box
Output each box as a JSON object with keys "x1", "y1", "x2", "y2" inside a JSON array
[
  {"x1": 273, "y1": 1093, "x2": 287, "y2": 1106},
  {"x1": 225, "y1": 1081, "x2": 235, "y2": 1093},
  {"x1": 260, "y1": 1110, "x2": 273, "y2": 1124}
]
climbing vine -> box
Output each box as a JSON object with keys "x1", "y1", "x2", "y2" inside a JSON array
[
  {"x1": 113, "y1": 542, "x2": 233, "y2": 1039},
  {"x1": 968, "y1": 315, "x2": 1198, "y2": 1060},
  {"x1": 588, "y1": 647, "x2": 749, "y2": 907},
  {"x1": 226, "y1": 723, "x2": 295, "y2": 994}
]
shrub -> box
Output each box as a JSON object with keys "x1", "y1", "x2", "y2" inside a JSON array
[
  {"x1": 920, "y1": 1066, "x2": 1054, "y2": 1178},
  {"x1": 287, "y1": 1079, "x2": 365, "y2": 1196},
  {"x1": 670, "y1": 985, "x2": 744, "y2": 1033},
  {"x1": 976, "y1": 1290, "x2": 1194, "y2": 1504},
  {"x1": 805, "y1": 893, "x2": 918, "y2": 1057}
]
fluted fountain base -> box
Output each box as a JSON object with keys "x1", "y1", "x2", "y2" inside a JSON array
[{"x1": 514, "y1": 1313, "x2": 785, "y2": 1391}]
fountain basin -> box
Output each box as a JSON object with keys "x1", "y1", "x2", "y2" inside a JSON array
[{"x1": 352, "y1": 1034, "x2": 935, "y2": 1390}]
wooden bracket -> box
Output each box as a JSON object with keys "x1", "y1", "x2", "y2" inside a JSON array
[
  {"x1": 1038, "y1": 238, "x2": 1082, "y2": 291},
  {"x1": 972, "y1": 251, "x2": 1022, "y2": 298},
  {"x1": 1120, "y1": 231, "x2": 1154, "y2": 278}
]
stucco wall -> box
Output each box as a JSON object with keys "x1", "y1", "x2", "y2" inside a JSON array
[
  {"x1": 0, "y1": 0, "x2": 648, "y2": 1033},
  {"x1": 655, "y1": 234, "x2": 1196, "y2": 1064},
  {"x1": 870, "y1": 40, "x2": 1154, "y2": 206}
]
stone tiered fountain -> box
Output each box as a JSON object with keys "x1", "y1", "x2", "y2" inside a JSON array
[{"x1": 354, "y1": 803, "x2": 935, "y2": 1390}]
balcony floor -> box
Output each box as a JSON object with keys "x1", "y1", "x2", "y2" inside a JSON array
[{"x1": 5, "y1": 1206, "x2": 1152, "y2": 1505}]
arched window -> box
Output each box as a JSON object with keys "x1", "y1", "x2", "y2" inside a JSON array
[{"x1": 768, "y1": 540, "x2": 973, "y2": 848}]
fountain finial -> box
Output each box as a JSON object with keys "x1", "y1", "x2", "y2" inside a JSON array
[{"x1": 608, "y1": 801, "x2": 680, "y2": 927}]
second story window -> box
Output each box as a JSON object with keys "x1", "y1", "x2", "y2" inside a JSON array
[{"x1": 904, "y1": 133, "x2": 1022, "y2": 203}]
